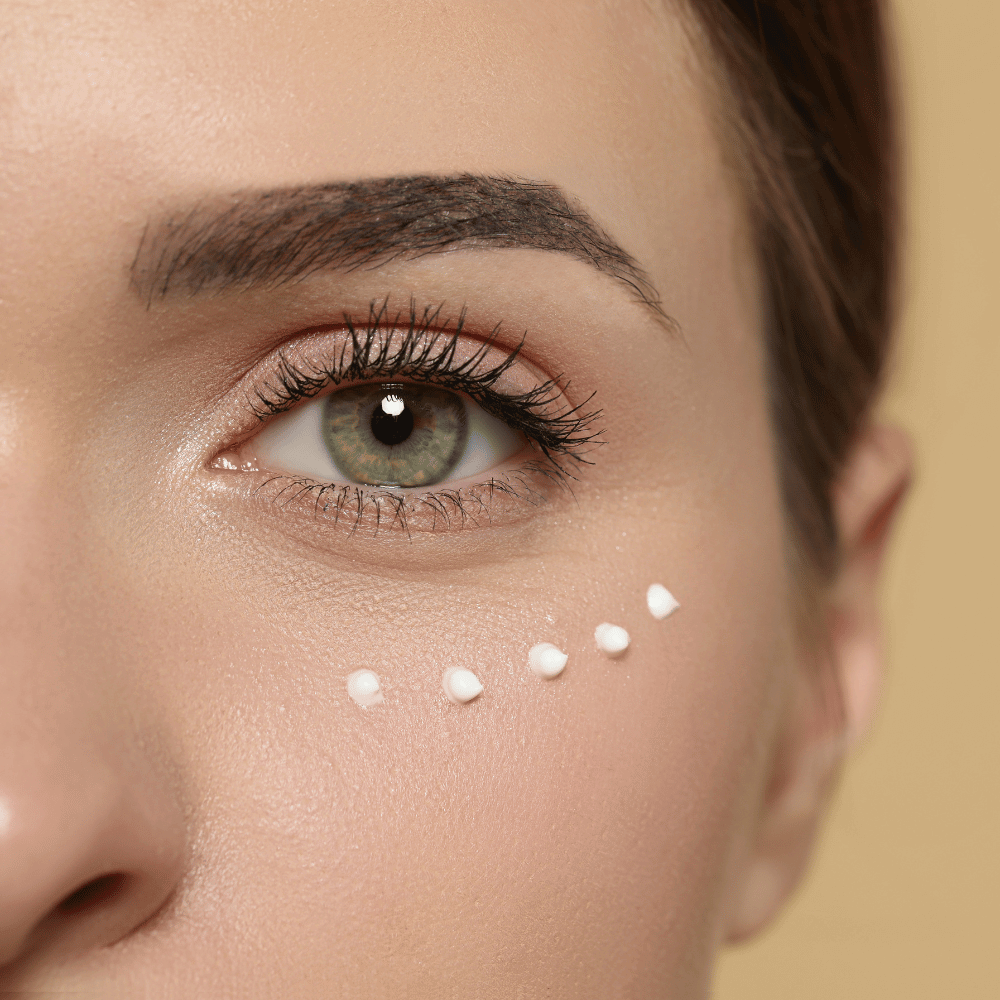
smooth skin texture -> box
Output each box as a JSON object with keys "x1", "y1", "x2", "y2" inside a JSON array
[{"x1": 0, "y1": 0, "x2": 911, "y2": 995}]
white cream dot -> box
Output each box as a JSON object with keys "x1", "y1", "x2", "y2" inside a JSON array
[
  {"x1": 442, "y1": 667, "x2": 484, "y2": 704},
  {"x1": 347, "y1": 669, "x2": 384, "y2": 707},
  {"x1": 594, "y1": 622, "x2": 630, "y2": 656},
  {"x1": 528, "y1": 642, "x2": 568, "y2": 679},
  {"x1": 647, "y1": 583, "x2": 680, "y2": 621}
]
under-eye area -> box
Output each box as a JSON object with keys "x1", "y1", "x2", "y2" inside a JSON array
[{"x1": 211, "y1": 300, "x2": 604, "y2": 535}]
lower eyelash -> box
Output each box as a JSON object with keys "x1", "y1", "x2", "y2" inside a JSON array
[{"x1": 254, "y1": 458, "x2": 573, "y2": 537}]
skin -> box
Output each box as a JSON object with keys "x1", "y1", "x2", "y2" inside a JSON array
[{"x1": 0, "y1": 0, "x2": 912, "y2": 995}]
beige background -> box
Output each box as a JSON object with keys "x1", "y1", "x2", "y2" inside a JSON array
[{"x1": 715, "y1": 0, "x2": 999, "y2": 996}]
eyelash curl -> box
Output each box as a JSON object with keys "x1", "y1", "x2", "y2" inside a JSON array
[{"x1": 244, "y1": 298, "x2": 605, "y2": 533}]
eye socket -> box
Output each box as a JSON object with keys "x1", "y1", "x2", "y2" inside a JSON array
[{"x1": 248, "y1": 381, "x2": 525, "y2": 488}]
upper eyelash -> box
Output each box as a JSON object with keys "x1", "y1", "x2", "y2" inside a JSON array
[{"x1": 249, "y1": 297, "x2": 605, "y2": 477}]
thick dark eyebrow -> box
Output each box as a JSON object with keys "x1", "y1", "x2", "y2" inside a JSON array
[{"x1": 130, "y1": 174, "x2": 667, "y2": 321}]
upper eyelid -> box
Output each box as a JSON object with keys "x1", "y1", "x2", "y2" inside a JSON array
[
  {"x1": 244, "y1": 302, "x2": 545, "y2": 417},
  {"x1": 247, "y1": 303, "x2": 534, "y2": 417},
  {"x1": 251, "y1": 352, "x2": 603, "y2": 468},
  {"x1": 233, "y1": 305, "x2": 605, "y2": 471}
]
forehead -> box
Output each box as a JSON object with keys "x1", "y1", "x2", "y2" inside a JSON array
[{"x1": 0, "y1": 0, "x2": 724, "y2": 293}]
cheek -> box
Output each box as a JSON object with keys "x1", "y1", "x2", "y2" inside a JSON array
[{"x1": 83, "y1": 431, "x2": 790, "y2": 989}]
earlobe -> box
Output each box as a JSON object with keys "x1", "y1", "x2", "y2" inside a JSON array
[
  {"x1": 724, "y1": 421, "x2": 913, "y2": 943},
  {"x1": 723, "y1": 671, "x2": 846, "y2": 943}
]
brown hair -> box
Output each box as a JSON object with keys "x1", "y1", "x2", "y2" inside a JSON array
[{"x1": 685, "y1": 0, "x2": 899, "y2": 581}]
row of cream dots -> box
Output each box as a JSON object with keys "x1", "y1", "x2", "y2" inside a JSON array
[{"x1": 346, "y1": 583, "x2": 680, "y2": 707}]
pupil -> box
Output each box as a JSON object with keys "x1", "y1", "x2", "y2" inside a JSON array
[{"x1": 370, "y1": 397, "x2": 414, "y2": 446}]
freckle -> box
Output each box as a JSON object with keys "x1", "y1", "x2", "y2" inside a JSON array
[
  {"x1": 528, "y1": 643, "x2": 568, "y2": 679},
  {"x1": 347, "y1": 669, "x2": 384, "y2": 707},
  {"x1": 442, "y1": 667, "x2": 484, "y2": 704},
  {"x1": 647, "y1": 583, "x2": 680, "y2": 620},
  {"x1": 594, "y1": 623, "x2": 630, "y2": 657}
]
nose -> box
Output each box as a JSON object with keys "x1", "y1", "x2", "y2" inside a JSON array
[
  {"x1": 0, "y1": 726, "x2": 185, "y2": 969},
  {"x1": 0, "y1": 408, "x2": 189, "y2": 979},
  {"x1": 0, "y1": 424, "x2": 186, "y2": 975}
]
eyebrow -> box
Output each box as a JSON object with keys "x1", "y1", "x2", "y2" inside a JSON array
[{"x1": 130, "y1": 174, "x2": 667, "y2": 321}]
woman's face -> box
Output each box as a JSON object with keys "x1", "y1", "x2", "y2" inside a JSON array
[{"x1": 0, "y1": 0, "x2": 815, "y2": 993}]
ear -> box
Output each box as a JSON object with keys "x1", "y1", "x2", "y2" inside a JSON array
[{"x1": 724, "y1": 422, "x2": 913, "y2": 942}]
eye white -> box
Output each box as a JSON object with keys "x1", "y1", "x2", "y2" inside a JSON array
[{"x1": 250, "y1": 389, "x2": 524, "y2": 486}]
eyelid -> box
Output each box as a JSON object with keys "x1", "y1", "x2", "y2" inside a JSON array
[
  {"x1": 252, "y1": 322, "x2": 552, "y2": 418},
  {"x1": 207, "y1": 304, "x2": 603, "y2": 535},
  {"x1": 232, "y1": 311, "x2": 603, "y2": 466}
]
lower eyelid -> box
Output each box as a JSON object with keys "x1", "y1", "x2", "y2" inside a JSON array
[{"x1": 235, "y1": 457, "x2": 567, "y2": 539}]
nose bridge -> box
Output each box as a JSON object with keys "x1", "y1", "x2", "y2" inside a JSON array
[
  {"x1": 0, "y1": 404, "x2": 76, "y2": 652},
  {"x1": 0, "y1": 403, "x2": 121, "y2": 681}
]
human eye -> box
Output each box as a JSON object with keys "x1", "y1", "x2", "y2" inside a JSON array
[
  {"x1": 251, "y1": 382, "x2": 523, "y2": 488},
  {"x1": 213, "y1": 301, "x2": 603, "y2": 534}
]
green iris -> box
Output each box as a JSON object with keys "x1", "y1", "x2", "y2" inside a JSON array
[{"x1": 321, "y1": 383, "x2": 469, "y2": 487}]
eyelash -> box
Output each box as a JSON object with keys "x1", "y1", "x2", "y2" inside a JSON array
[{"x1": 241, "y1": 299, "x2": 604, "y2": 532}]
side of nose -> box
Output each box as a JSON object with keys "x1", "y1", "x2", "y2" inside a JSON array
[
  {"x1": 0, "y1": 726, "x2": 186, "y2": 970},
  {"x1": 0, "y1": 414, "x2": 187, "y2": 976}
]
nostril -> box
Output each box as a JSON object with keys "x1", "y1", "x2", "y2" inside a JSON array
[
  {"x1": 0, "y1": 741, "x2": 186, "y2": 970},
  {"x1": 56, "y1": 873, "x2": 128, "y2": 916}
]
